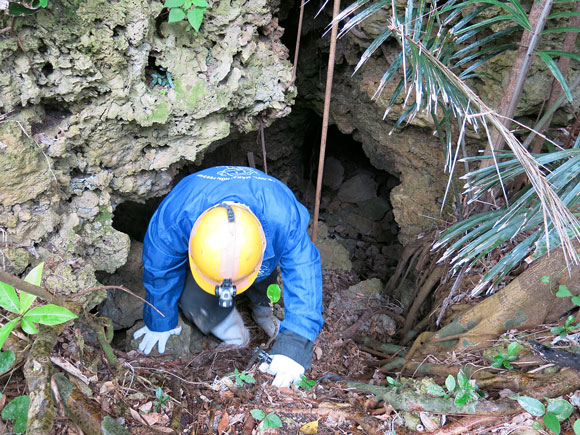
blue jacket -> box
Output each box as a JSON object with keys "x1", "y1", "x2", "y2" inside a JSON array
[{"x1": 142, "y1": 166, "x2": 324, "y2": 343}]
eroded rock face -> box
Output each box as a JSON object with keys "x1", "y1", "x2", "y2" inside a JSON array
[{"x1": 0, "y1": 0, "x2": 295, "y2": 303}]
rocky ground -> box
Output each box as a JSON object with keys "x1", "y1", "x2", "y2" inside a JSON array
[{"x1": 2, "y1": 262, "x2": 580, "y2": 434}]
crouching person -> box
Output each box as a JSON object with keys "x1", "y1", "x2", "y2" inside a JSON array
[{"x1": 133, "y1": 166, "x2": 324, "y2": 387}]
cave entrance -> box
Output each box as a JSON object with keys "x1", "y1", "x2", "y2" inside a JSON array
[
  {"x1": 111, "y1": 113, "x2": 402, "y2": 282},
  {"x1": 101, "y1": 111, "x2": 403, "y2": 352}
]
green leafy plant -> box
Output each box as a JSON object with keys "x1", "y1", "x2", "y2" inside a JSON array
[
  {"x1": 250, "y1": 409, "x2": 282, "y2": 431},
  {"x1": 233, "y1": 368, "x2": 256, "y2": 387},
  {"x1": 386, "y1": 376, "x2": 400, "y2": 387},
  {"x1": 149, "y1": 67, "x2": 174, "y2": 90},
  {"x1": 296, "y1": 375, "x2": 316, "y2": 391},
  {"x1": 551, "y1": 315, "x2": 580, "y2": 337},
  {"x1": 544, "y1": 280, "x2": 580, "y2": 337},
  {"x1": 492, "y1": 342, "x2": 519, "y2": 370},
  {"x1": 154, "y1": 387, "x2": 170, "y2": 412},
  {"x1": 6, "y1": 0, "x2": 48, "y2": 17},
  {"x1": 266, "y1": 284, "x2": 281, "y2": 304},
  {"x1": 426, "y1": 370, "x2": 480, "y2": 407},
  {"x1": 574, "y1": 420, "x2": 580, "y2": 434},
  {"x1": 0, "y1": 263, "x2": 77, "y2": 349},
  {"x1": 512, "y1": 396, "x2": 575, "y2": 435},
  {"x1": 335, "y1": 0, "x2": 580, "y2": 298},
  {"x1": 163, "y1": 0, "x2": 209, "y2": 32},
  {"x1": 1, "y1": 395, "x2": 29, "y2": 434}
]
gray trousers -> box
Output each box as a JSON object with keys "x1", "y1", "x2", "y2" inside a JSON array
[{"x1": 178, "y1": 270, "x2": 278, "y2": 334}]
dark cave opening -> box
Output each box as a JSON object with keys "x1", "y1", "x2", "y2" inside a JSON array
[{"x1": 111, "y1": 110, "x2": 402, "y2": 282}]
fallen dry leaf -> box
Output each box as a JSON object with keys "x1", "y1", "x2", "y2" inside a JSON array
[
  {"x1": 99, "y1": 381, "x2": 115, "y2": 394},
  {"x1": 299, "y1": 418, "x2": 321, "y2": 434},
  {"x1": 142, "y1": 412, "x2": 170, "y2": 426},
  {"x1": 129, "y1": 408, "x2": 148, "y2": 426},
  {"x1": 419, "y1": 411, "x2": 439, "y2": 431},
  {"x1": 218, "y1": 411, "x2": 230, "y2": 433}
]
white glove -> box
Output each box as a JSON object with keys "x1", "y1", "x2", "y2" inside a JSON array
[
  {"x1": 133, "y1": 325, "x2": 182, "y2": 355},
  {"x1": 259, "y1": 354, "x2": 305, "y2": 388}
]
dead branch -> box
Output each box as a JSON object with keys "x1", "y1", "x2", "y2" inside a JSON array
[
  {"x1": 526, "y1": 340, "x2": 580, "y2": 371},
  {"x1": 0, "y1": 269, "x2": 62, "y2": 304},
  {"x1": 432, "y1": 416, "x2": 501, "y2": 434}
]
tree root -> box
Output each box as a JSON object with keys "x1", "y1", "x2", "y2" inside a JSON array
[
  {"x1": 351, "y1": 381, "x2": 521, "y2": 416},
  {"x1": 52, "y1": 373, "x2": 130, "y2": 435},
  {"x1": 416, "y1": 249, "x2": 580, "y2": 357},
  {"x1": 400, "y1": 265, "x2": 444, "y2": 342},
  {"x1": 82, "y1": 313, "x2": 120, "y2": 372},
  {"x1": 24, "y1": 323, "x2": 70, "y2": 434}
]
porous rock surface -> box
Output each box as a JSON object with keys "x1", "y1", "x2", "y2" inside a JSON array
[{"x1": 0, "y1": 0, "x2": 295, "y2": 304}]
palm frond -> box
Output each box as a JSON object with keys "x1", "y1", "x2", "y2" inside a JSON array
[{"x1": 335, "y1": 0, "x2": 580, "y2": 294}]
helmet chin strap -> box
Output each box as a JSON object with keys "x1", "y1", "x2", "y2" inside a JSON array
[{"x1": 216, "y1": 203, "x2": 237, "y2": 308}]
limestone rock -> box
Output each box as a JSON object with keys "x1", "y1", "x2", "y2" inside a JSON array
[
  {"x1": 337, "y1": 173, "x2": 377, "y2": 204},
  {"x1": 99, "y1": 241, "x2": 146, "y2": 330},
  {"x1": 322, "y1": 157, "x2": 345, "y2": 190},
  {"x1": 0, "y1": 0, "x2": 295, "y2": 306}
]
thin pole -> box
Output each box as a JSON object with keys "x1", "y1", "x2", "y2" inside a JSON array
[{"x1": 311, "y1": 0, "x2": 341, "y2": 241}]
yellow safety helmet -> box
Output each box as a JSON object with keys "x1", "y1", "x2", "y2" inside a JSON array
[{"x1": 188, "y1": 202, "x2": 266, "y2": 303}]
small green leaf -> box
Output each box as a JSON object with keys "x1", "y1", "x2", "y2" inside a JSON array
[
  {"x1": 20, "y1": 317, "x2": 38, "y2": 335},
  {"x1": 19, "y1": 263, "x2": 43, "y2": 314},
  {"x1": 532, "y1": 420, "x2": 543, "y2": 430},
  {"x1": 540, "y1": 275, "x2": 551, "y2": 284},
  {"x1": 38, "y1": 0, "x2": 48, "y2": 7},
  {"x1": 555, "y1": 285, "x2": 573, "y2": 298},
  {"x1": 574, "y1": 420, "x2": 580, "y2": 434},
  {"x1": 551, "y1": 326, "x2": 565, "y2": 335},
  {"x1": 168, "y1": 7, "x2": 186, "y2": 22},
  {"x1": 263, "y1": 412, "x2": 282, "y2": 429},
  {"x1": 546, "y1": 398, "x2": 573, "y2": 421},
  {"x1": 454, "y1": 391, "x2": 470, "y2": 407},
  {"x1": 445, "y1": 375, "x2": 456, "y2": 393},
  {"x1": 22, "y1": 304, "x2": 77, "y2": 325},
  {"x1": 187, "y1": 7, "x2": 205, "y2": 32},
  {"x1": 2, "y1": 395, "x2": 30, "y2": 434},
  {"x1": 192, "y1": 0, "x2": 209, "y2": 6},
  {"x1": 571, "y1": 296, "x2": 580, "y2": 306},
  {"x1": 163, "y1": 0, "x2": 184, "y2": 7},
  {"x1": 0, "y1": 319, "x2": 20, "y2": 350},
  {"x1": 0, "y1": 282, "x2": 20, "y2": 314},
  {"x1": 426, "y1": 384, "x2": 446, "y2": 397},
  {"x1": 507, "y1": 342, "x2": 519, "y2": 356},
  {"x1": 266, "y1": 284, "x2": 281, "y2": 304},
  {"x1": 515, "y1": 396, "x2": 545, "y2": 417},
  {"x1": 457, "y1": 370, "x2": 470, "y2": 390},
  {"x1": 8, "y1": 3, "x2": 38, "y2": 15},
  {"x1": 543, "y1": 412, "x2": 561, "y2": 435},
  {"x1": 241, "y1": 371, "x2": 256, "y2": 384},
  {"x1": 491, "y1": 361, "x2": 502, "y2": 368},
  {"x1": 250, "y1": 409, "x2": 266, "y2": 420},
  {"x1": 24, "y1": 263, "x2": 44, "y2": 287},
  {"x1": 386, "y1": 376, "x2": 398, "y2": 386},
  {"x1": 155, "y1": 387, "x2": 163, "y2": 400},
  {"x1": 0, "y1": 351, "x2": 15, "y2": 373}
]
